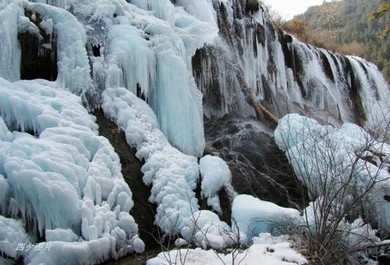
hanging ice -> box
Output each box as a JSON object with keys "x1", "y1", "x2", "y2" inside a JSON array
[
  {"x1": 194, "y1": 1, "x2": 389, "y2": 132},
  {"x1": 24, "y1": 1, "x2": 94, "y2": 95},
  {"x1": 0, "y1": 1, "x2": 23, "y2": 81},
  {"x1": 0, "y1": 78, "x2": 144, "y2": 264},
  {"x1": 89, "y1": 0, "x2": 218, "y2": 156},
  {"x1": 1, "y1": 0, "x2": 389, "y2": 263}
]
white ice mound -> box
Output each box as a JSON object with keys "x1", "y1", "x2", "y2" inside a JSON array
[
  {"x1": 0, "y1": 78, "x2": 143, "y2": 264},
  {"x1": 181, "y1": 210, "x2": 244, "y2": 250},
  {"x1": 231, "y1": 194, "x2": 301, "y2": 242},
  {"x1": 0, "y1": 216, "x2": 32, "y2": 259},
  {"x1": 199, "y1": 155, "x2": 232, "y2": 213},
  {"x1": 275, "y1": 113, "x2": 390, "y2": 233}
]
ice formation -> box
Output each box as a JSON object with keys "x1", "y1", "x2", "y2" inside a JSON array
[
  {"x1": 88, "y1": 0, "x2": 216, "y2": 156},
  {"x1": 0, "y1": 216, "x2": 32, "y2": 259},
  {"x1": 275, "y1": 113, "x2": 390, "y2": 232},
  {"x1": 199, "y1": 155, "x2": 232, "y2": 213},
  {"x1": 195, "y1": 0, "x2": 389, "y2": 130},
  {"x1": 182, "y1": 210, "x2": 242, "y2": 250},
  {"x1": 2, "y1": 0, "x2": 216, "y2": 156},
  {"x1": 0, "y1": 0, "x2": 389, "y2": 264},
  {"x1": 0, "y1": 1, "x2": 231, "y2": 262},
  {"x1": 0, "y1": 1, "x2": 23, "y2": 81},
  {"x1": 0, "y1": 78, "x2": 144, "y2": 264},
  {"x1": 103, "y1": 87, "x2": 236, "y2": 249},
  {"x1": 231, "y1": 194, "x2": 301, "y2": 242}
]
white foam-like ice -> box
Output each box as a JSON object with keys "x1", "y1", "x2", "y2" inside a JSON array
[
  {"x1": 0, "y1": 216, "x2": 32, "y2": 259},
  {"x1": 103, "y1": 87, "x2": 235, "y2": 248},
  {"x1": 0, "y1": 78, "x2": 143, "y2": 264},
  {"x1": 199, "y1": 155, "x2": 232, "y2": 213},
  {"x1": 275, "y1": 113, "x2": 390, "y2": 233}
]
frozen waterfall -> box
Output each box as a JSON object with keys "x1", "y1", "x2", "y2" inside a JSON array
[{"x1": 0, "y1": 0, "x2": 389, "y2": 264}]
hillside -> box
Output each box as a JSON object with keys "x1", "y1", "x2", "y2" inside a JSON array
[{"x1": 290, "y1": 0, "x2": 390, "y2": 81}]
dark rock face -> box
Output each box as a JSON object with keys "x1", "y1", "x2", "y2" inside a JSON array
[
  {"x1": 19, "y1": 31, "x2": 58, "y2": 81},
  {"x1": 19, "y1": 12, "x2": 58, "y2": 81},
  {"x1": 93, "y1": 110, "x2": 159, "y2": 250},
  {"x1": 378, "y1": 254, "x2": 390, "y2": 265},
  {"x1": 204, "y1": 115, "x2": 307, "y2": 210},
  {"x1": 245, "y1": 0, "x2": 260, "y2": 13}
]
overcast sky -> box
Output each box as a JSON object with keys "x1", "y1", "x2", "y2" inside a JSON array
[{"x1": 261, "y1": 0, "x2": 325, "y2": 20}]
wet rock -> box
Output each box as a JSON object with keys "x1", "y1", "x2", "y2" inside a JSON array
[{"x1": 204, "y1": 115, "x2": 307, "y2": 210}]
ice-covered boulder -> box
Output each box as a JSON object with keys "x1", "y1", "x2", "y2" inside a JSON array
[{"x1": 231, "y1": 194, "x2": 301, "y2": 242}]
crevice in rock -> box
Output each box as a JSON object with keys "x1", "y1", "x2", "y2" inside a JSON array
[
  {"x1": 93, "y1": 109, "x2": 159, "y2": 250},
  {"x1": 194, "y1": 179, "x2": 210, "y2": 211},
  {"x1": 91, "y1": 44, "x2": 101, "y2": 57},
  {"x1": 19, "y1": 12, "x2": 58, "y2": 81},
  {"x1": 136, "y1": 83, "x2": 147, "y2": 102},
  {"x1": 218, "y1": 187, "x2": 232, "y2": 226}
]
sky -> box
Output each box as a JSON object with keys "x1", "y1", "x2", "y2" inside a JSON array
[{"x1": 261, "y1": 0, "x2": 325, "y2": 20}]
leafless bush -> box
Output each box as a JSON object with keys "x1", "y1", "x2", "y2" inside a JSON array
[{"x1": 276, "y1": 115, "x2": 390, "y2": 264}]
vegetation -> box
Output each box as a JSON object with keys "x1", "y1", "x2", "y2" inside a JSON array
[
  {"x1": 283, "y1": 0, "x2": 390, "y2": 82},
  {"x1": 370, "y1": 2, "x2": 390, "y2": 37},
  {"x1": 275, "y1": 115, "x2": 390, "y2": 264}
]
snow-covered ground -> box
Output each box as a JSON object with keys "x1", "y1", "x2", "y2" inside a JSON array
[{"x1": 147, "y1": 233, "x2": 308, "y2": 265}]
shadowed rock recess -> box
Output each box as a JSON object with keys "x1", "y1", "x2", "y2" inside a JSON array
[
  {"x1": 93, "y1": 110, "x2": 159, "y2": 250},
  {"x1": 19, "y1": 11, "x2": 58, "y2": 81}
]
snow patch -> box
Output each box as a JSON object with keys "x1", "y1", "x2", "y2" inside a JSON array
[{"x1": 147, "y1": 233, "x2": 307, "y2": 265}]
